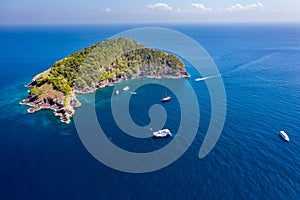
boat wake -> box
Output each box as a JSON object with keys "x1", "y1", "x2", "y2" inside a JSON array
[
  {"x1": 195, "y1": 74, "x2": 221, "y2": 82},
  {"x1": 227, "y1": 52, "x2": 278, "y2": 74},
  {"x1": 195, "y1": 52, "x2": 279, "y2": 82}
]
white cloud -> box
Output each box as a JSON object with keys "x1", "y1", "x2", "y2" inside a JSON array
[
  {"x1": 226, "y1": 2, "x2": 264, "y2": 11},
  {"x1": 192, "y1": 3, "x2": 213, "y2": 11},
  {"x1": 147, "y1": 3, "x2": 173, "y2": 11},
  {"x1": 103, "y1": 8, "x2": 115, "y2": 13}
]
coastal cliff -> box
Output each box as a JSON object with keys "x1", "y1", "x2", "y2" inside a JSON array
[{"x1": 21, "y1": 38, "x2": 189, "y2": 123}]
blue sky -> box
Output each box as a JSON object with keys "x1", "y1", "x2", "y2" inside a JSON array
[{"x1": 1, "y1": 0, "x2": 300, "y2": 24}]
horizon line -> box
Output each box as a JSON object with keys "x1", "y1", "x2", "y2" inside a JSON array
[{"x1": 1, "y1": 21, "x2": 300, "y2": 26}]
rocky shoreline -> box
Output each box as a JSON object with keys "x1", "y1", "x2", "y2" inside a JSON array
[
  {"x1": 21, "y1": 71, "x2": 189, "y2": 123},
  {"x1": 20, "y1": 88, "x2": 81, "y2": 124},
  {"x1": 74, "y1": 71, "x2": 190, "y2": 94}
]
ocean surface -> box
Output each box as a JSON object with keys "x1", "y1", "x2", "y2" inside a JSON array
[{"x1": 0, "y1": 24, "x2": 300, "y2": 199}]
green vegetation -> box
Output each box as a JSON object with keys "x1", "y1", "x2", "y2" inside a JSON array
[
  {"x1": 64, "y1": 94, "x2": 69, "y2": 107},
  {"x1": 30, "y1": 86, "x2": 38, "y2": 96},
  {"x1": 31, "y1": 38, "x2": 185, "y2": 94}
]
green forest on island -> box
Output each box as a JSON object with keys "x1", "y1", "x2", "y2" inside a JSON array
[{"x1": 30, "y1": 38, "x2": 185, "y2": 96}]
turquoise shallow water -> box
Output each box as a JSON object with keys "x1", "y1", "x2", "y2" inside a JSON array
[{"x1": 0, "y1": 24, "x2": 300, "y2": 199}]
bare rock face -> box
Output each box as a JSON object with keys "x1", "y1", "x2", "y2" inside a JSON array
[
  {"x1": 69, "y1": 92, "x2": 81, "y2": 108},
  {"x1": 20, "y1": 83, "x2": 78, "y2": 123},
  {"x1": 55, "y1": 107, "x2": 75, "y2": 124}
]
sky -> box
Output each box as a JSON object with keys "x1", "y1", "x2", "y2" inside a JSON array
[{"x1": 1, "y1": 0, "x2": 300, "y2": 24}]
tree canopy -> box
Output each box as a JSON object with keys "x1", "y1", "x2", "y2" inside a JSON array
[{"x1": 30, "y1": 38, "x2": 185, "y2": 95}]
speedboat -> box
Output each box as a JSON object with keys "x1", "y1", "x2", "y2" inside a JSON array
[
  {"x1": 153, "y1": 129, "x2": 172, "y2": 137},
  {"x1": 279, "y1": 130, "x2": 290, "y2": 142},
  {"x1": 195, "y1": 77, "x2": 209, "y2": 82},
  {"x1": 162, "y1": 96, "x2": 171, "y2": 103}
]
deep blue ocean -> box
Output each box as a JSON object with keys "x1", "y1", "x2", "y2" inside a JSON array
[{"x1": 0, "y1": 24, "x2": 300, "y2": 199}]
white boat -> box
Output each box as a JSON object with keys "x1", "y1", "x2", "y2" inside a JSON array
[
  {"x1": 153, "y1": 129, "x2": 172, "y2": 137},
  {"x1": 195, "y1": 77, "x2": 209, "y2": 82},
  {"x1": 130, "y1": 92, "x2": 137, "y2": 95},
  {"x1": 162, "y1": 96, "x2": 171, "y2": 103},
  {"x1": 123, "y1": 86, "x2": 130, "y2": 91},
  {"x1": 280, "y1": 130, "x2": 290, "y2": 142},
  {"x1": 115, "y1": 90, "x2": 119, "y2": 95}
]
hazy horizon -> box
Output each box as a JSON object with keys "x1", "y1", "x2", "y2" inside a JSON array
[{"x1": 1, "y1": 0, "x2": 300, "y2": 25}]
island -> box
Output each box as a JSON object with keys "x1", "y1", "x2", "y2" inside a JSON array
[{"x1": 20, "y1": 38, "x2": 189, "y2": 123}]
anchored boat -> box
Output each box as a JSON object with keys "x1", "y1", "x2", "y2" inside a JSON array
[
  {"x1": 123, "y1": 86, "x2": 130, "y2": 91},
  {"x1": 162, "y1": 96, "x2": 171, "y2": 103},
  {"x1": 279, "y1": 130, "x2": 290, "y2": 142},
  {"x1": 153, "y1": 129, "x2": 172, "y2": 137}
]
